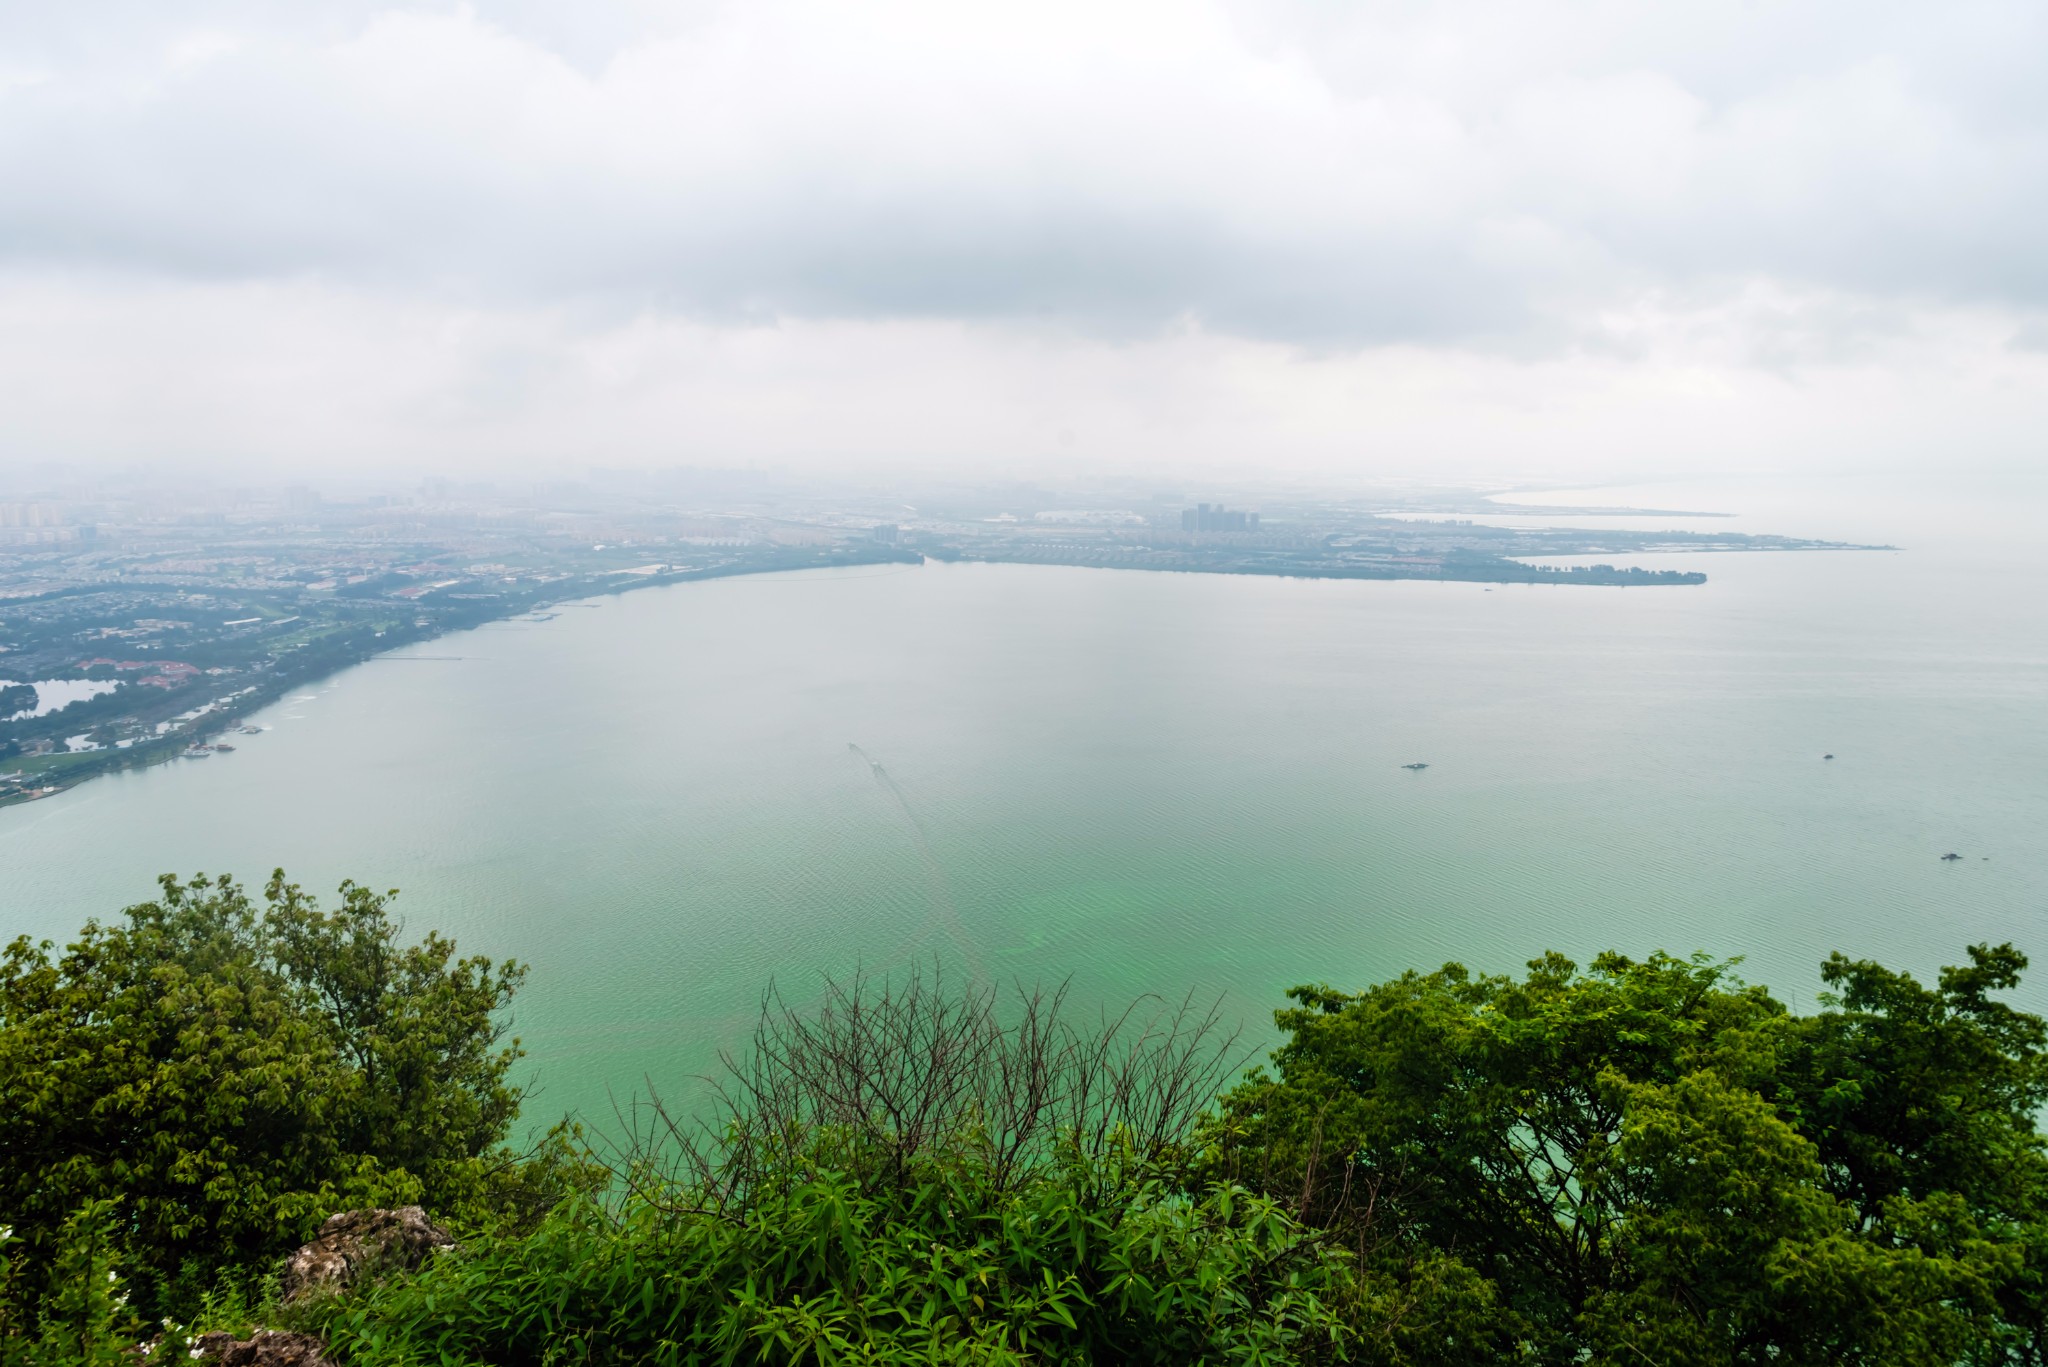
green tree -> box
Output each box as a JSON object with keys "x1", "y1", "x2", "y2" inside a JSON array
[
  {"x1": 1786, "y1": 946, "x2": 2048, "y2": 1364},
  {"x1": 1209, "y1": 949, "x2": 2040, "y2": 1365},
  {"x1": 0, "y1": 872, "x2": 541, "y2": 1321}
]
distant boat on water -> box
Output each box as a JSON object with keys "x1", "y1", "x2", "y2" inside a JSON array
[{"x1": 1402, "y1": 762, "x2": 1429, "y2": 771}]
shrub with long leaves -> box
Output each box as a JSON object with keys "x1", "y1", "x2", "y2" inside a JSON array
[
  {"x1": 314, "y1": 970, "x2": 1361, "y2": 1365},
  {"x1": 317, "y1": 1136, "x2": 1359, "y2": 1366}
]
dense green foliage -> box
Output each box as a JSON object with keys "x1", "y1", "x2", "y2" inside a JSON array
[
  {"x1": 319, "y1": 1147, "x2": 1360, "y2": 1365},
  {"x1": 6, "y1": 874, "x2": 2048, "y2": 1365},
  {"x1": 308, "y1": 973, "x2": 1414, "y2": 1367},
  {"x1": 1209, "y1": 948, "x2": 2048, "y2": 1365},
  {"x1": 0, "y1": 873, "x2": 583, "y2": 1324}
]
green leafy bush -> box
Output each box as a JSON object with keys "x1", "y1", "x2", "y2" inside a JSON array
[
  {"x1": 1208, "y1": 947, "x2": 2048, "y2": 1365},
  {"x1": 0, "y1": 872, "x2": 590, "y2": 1324},
  {"x1": 312, "y1": 971, "x2": 1363, "y2": 1364},
  {"x1": 0, "y1": 1203, "x2": 165, "y2": 1367},
  {"x1": 319, "y1": 1150, "x2": 1359, "y2": 1366}
]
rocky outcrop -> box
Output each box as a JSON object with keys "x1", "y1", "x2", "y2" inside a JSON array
[
  {"x1": 280, "y1": 1206, "x2": 456, "y2": 1303},
  {"x1": 193, "y1": 1331, "x2": 335, "y2": 1367},
  {"x1": 186, "y1": 1209, "x2": 453, "y2": 1367}
]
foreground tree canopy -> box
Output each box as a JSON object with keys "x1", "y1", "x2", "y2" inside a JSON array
[
  {"x1": 0, "y1": 873, "x2": 588, "y2": 1326},
  {"x1": 3, "y1": 875, "x2": 2046, "y2": 1365},
  {"x1": 1210, "y1": 948, "x2": 2048, "y2": 1364}
]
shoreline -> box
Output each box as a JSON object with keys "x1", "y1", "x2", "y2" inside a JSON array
[
  {"x1": 0, "y1": 548, "x2": 920, "y2": 809},
  {"x1": 7, "y1": 538, "x2": 1868, "y2": 809}
]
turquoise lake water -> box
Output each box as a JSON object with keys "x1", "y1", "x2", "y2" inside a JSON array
[{"x1": 4, "y1": 476, "x2": 2045, "y2": 1126}]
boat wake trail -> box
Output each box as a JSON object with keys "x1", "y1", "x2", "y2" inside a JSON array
[{"x1": 848, "y1": 743, "x2": 984, "y2": 981}]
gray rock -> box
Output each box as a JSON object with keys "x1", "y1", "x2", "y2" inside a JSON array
[
  {"x1": 193, "y1": 1330, "x2": 334, "y2": 1367},
  {"x1": 279, "y1": 1206, "x2": 455, "y2": 1303}
]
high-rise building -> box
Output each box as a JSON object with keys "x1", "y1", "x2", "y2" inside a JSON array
[
  {"x1": 1180, "y1": 503, "x2": 1259, "y2": 533},
  {"x1": 0, "y1": 503, "x2": 59, "y2": 527}
]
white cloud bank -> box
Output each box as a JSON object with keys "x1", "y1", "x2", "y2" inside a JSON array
[{"x1": 1, "y1": 0, "x2": 2044, "y2": 482}]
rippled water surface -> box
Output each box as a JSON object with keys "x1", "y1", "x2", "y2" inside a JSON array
[{"x1": 5, "y1": 478, "x2": 2046, "y2": 1123}]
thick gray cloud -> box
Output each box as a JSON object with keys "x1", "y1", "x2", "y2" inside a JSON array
[
  {"x1": 1, "y1": 0, "x2": 2044, "y2": 481},
  {"x1": 3, "y1": 0, "x2": 2044, "y2": 347}
]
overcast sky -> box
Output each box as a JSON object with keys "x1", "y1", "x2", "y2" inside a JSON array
[{"x1": 1, "y1": 0, "x2": 2044, "y2": 486}]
